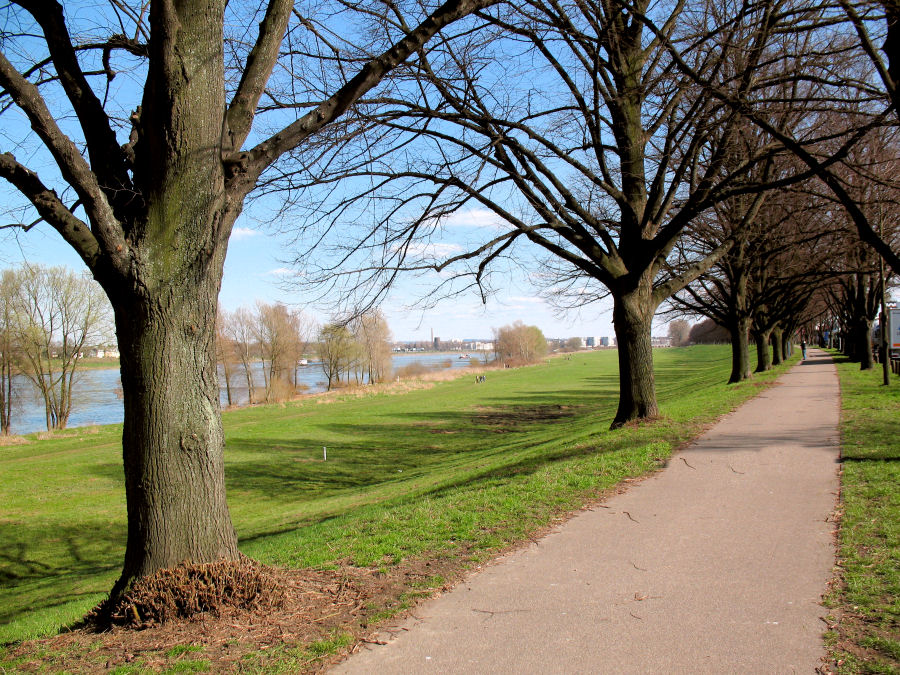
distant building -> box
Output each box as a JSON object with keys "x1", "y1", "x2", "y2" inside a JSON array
[
  {"x1": 600, "y1": 336, "x2": 610, "y2": 347},
  {"x1": 585, "y1": 336, "x2": 596, "y2": 347},
  {"x1": 651, "y1": 336, "x2": 672, "y2": 348}
]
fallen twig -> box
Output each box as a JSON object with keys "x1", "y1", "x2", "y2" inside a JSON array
[
  {"x1": 623, "y1": 511, "x2": 639, "y2": 523},
  {"x1": 681, "y1": 457, "x2": 696, "y2": 469},
  {"x1": 359, "y1": 638, "x2": 388, "y2": 646}
]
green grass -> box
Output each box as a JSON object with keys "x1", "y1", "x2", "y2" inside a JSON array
[
  {"x1": 0, "y1": 345, "x2": 794, "y2": 647},
  {"x1": 827, "y1": 355, "x2": 900, "y2": 674}
]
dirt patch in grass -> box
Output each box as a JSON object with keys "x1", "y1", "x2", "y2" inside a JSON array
[
  {"x1": 821, "y1": 607, "x2": 900, "y2": 674},
  {"x1": 470, "y1": 404, "x2": 580, "y2": 430}
]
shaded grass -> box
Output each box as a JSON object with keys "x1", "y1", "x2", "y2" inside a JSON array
[
  {"x1": 826, "y1": 355, "x2": 900, "y2": 674},
  {"x1": 1, "y1": 345, "x2": 793, "y2": 648}
]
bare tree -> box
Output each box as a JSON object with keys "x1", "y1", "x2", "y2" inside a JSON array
[
  {"x1": 351, "y1": 310, "x2": 393, "y2": 384},
  {"x1": 0, "y1": 269, "x2": 18, "y2": 434},
  {"x1": 223, "y1": 306, "x2": 259, "y2": 405},
  {"x1": 255, "y1": 302, "x2": 310, "y2": 401},
  {"x1": 286, "y1": 0, "x2": 826, "y2": 427},
  {"x1": 215, "y1": 313, "x2": 236, "y2": 408},
  {"x1": 494, "y1": 321, "x2": 548, "y2": 364},
  {"x1": 667, "y1": 320, "x2": 691, "y2": 348},
  {"x1": 8, "y1": 264, "x2": 111, "y2": 430},
  {"x1": 318, "y1": 322, "x2": 356, "y2": 390},
  {"x1": 0, "y1": 0, "x2": 495, "y2": 600},
  {"x1": 657, "y1": 0, "x2": 900, "y2": 273}
]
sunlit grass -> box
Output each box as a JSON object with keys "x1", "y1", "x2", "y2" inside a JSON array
[
  {"x1": 827, "y1": 355, "x2": 900, "y2": 674},
  {"x1": 1, "y1": 345, "x2": 793, "y2": 645}
]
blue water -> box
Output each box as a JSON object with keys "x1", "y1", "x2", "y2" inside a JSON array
[{"x1": 7, "y1": 352, "x2": 485, "y2": 435}]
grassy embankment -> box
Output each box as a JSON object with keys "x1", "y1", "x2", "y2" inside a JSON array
[
  {"x1": 826, "y1": 355, "x2": 900, "y2": 674},
  {"x1": 1, "y1": 346, "x2": 794, "y2": 651}
]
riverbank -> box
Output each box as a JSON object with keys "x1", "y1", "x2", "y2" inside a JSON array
[{"x1": 3, "y1": 351, "x2": 490, "y2": 436}]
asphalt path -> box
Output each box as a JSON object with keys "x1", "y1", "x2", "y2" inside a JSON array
[{"x1": 333, "y1": 349, "x2": 840, "y2": 674}]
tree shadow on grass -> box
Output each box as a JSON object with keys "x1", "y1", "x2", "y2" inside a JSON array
[
  {"x1": 0, "y1": 523, "x2": 122, "y2": 625},
  {"x1": 223, "y1": 392, "x2": 616, "y2": 503}
]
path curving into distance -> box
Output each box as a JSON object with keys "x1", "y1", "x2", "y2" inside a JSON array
[{"x1": 332, "y1": 348, "x2": 841, "y2": 674}]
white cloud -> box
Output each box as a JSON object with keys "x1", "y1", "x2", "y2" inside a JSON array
[
  {"x1": 266, "y1": 267, "x2": 300, "y2": 277},
  {"x1": 437, "y1": 209, "x2": 510, "y2": 231},
  {"x1": 232, "y1": 227, "x2": 259, "y2": 240},
  {"x1": 401, "y1": 242, "x2": 464, "y2": 258},
  {"x1": 507, "y1": 295, "x2": 545, "y2": 304}
]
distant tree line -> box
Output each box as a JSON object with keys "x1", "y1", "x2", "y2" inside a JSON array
[{"x1": 216, "y1": 302, "x2": 314, "y2": 404}]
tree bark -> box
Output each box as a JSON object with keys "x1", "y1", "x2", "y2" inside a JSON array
[
  {"x1": 727, "y1": 315, "x2": 752, "y2": 383},
  {"x1": 611, "y1": 287, "x2": 658, "y2": 428},
  {"x1": 111, "y1": 267, "x2": 239, "y2": 596},
  {"x1": 754, "y1": 329, "x2": 773, "y2": 372},
  {"x1": 851, "y1": 317, "x2": 874, "y2": 369},
  {"x1": 771, "y1": 326, "x2": 784, "y2": 366}
]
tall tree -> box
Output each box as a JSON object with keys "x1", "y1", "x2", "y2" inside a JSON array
[
  {"x1": 0, "y1": 0, "x2": 493, "y2": 601},
  {"x1": 286, "y1": 0, "x2": 820, "y2": 426}
]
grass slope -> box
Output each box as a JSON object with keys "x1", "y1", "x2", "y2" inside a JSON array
[
  {"x1": 1, "y1": 346, "x2": 791, "y2": 647},
  {"x1": 826, "y1": 356, "x2": 900, "y2": 674}
]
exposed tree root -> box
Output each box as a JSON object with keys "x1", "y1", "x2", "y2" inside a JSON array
[{"x1": 86, "y1": 556, "x2": 283, "y2": 629}]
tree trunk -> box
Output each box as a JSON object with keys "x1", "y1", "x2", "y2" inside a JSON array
[
  {"x1": 755, "y1": 329, "x2": 773, "y2": 372},
  {"x1": 611, "y1": 288, "x2": 658, "y2": 428},
  {"x1": 728, "y1": 316, "x2": 752, "y2": 383},
  {"x1": 111, "y1": 270, "x2": 239, "y2": 597},
  {"x1": 852, "y1": 318, "x2": 874, "y2": 369},
  {"x1": 222, "y1": 360, "x2": 233, "y2": 407},
  {"x1": 771, "y1": 326, "x2": 784, "y2": 366}
]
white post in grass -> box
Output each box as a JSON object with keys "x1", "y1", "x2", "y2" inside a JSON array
[{"x1": 323, "y1": 446, "x2": 327, "y2": 461}]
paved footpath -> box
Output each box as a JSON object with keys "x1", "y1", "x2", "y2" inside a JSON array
[{"x1": 333, "y1": 349, "x2": 841, "y2": 674}]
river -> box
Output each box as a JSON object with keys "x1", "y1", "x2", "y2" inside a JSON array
[{"x1": 6, "y1": 352, "x2": 487, "y2": 436}]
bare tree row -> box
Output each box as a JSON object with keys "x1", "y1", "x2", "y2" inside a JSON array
[{"x1": 2, "y1": 0, "x2": 899, "y2": 601}]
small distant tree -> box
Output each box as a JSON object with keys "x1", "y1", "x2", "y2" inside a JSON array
[
  {"x1": 494, "y1": 322, "x2": 548, "y2": 364},
  {"x1": 351, "y1": 310, "x2": 392, "y2": 384},
  {"x1": 254, "y1": 302, "x2": 310, "y2": 402},
  {"x1": 318, "y1": 323, "x2": 356, "y2": 390},
  {"x1": 565, "y1": 337, "x2": 583, "y2": 352},
  {"x1": 667, "y1": 320, "x2": 692, "y2": 348},
  {"x1": 215, "y1": 314, "x2": 236, "y2": 407},
  {"x1": 223, "y1": 307, "x2": 259, "y2": 405},
  {"x1": 0, "y1": 270, "x2": 18, "y2": 435},
  {"x1": 10, "y1": 265, "x2": 111, "y2": 430}
]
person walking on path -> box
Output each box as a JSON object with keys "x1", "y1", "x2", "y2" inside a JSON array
[
  {"x1": 333, "y1": 350, "x2": 840, "y2": 674},
  {"x1": 802, "y1": 338, "x2": 808, "y2": 360}
]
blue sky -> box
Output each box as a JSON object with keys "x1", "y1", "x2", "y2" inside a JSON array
[
  {"x1": 1, "y1": 212, "x2": 623, "y2": 342},
  {"x1": 0, "y1": 2, "x2": 676, "y2": 343}
]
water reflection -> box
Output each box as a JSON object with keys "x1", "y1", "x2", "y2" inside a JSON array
[{"x1": 7, "y1": 352, "x2": 484, "y2": 436}]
